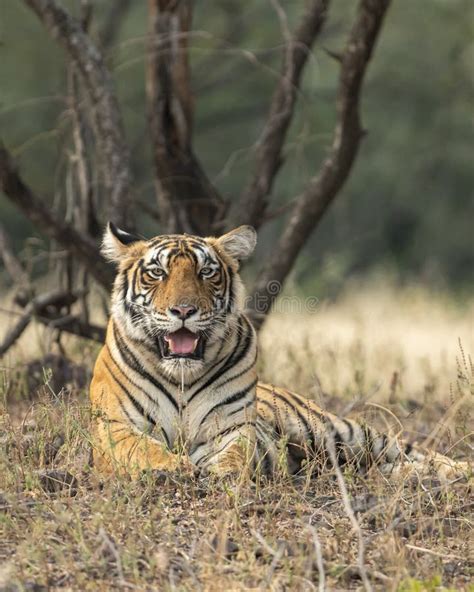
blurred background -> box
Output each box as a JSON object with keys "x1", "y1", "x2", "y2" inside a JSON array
[{"x1": 2, "y1": 0, "x2": 473, "y2": 298}]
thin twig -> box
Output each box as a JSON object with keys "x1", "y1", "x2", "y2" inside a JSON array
[
  {"x1": 0, "y1": 290, "x2": 76, "y2": 356},
  {"x1": 405, "y1": 544, "x2": 463, "y2": 561},
  {"x1": 326, "y1": 432, "x2": 373, "y2": 592},
  {"x1": 307, "y1": 525, "x2": 326, "y2": 592},
  {"x1": 97, "y1": 527, "x2": 126, "y2": 585}
]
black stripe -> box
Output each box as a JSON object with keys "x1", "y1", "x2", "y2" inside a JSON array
[
  {"x1": 113, "y1": 323, "x2": 179, "y2": 411},
  {"x1": 362, "y1": 425, "x2": 374, "y2": 468},
  {"x1": 199, "y1": 378, "x2": 258, "y2": 427},
  {"x1": 186, "y1": 249, "x2": 199, "y2": 266},
  {"x1": 131, "y1": 261, "x2": 142, "y2": 299},
  {"x1": 376, "y1": 434, "x2": 389, "y2": 459},
  {"x1": 186, "y1": 317, "x2": 245, "y2": 390},
  {"x1": 330, "y1": 428, "x2": 347, "y2": 466},
  {"x1": 104, "y1": 418, "x2": 126, "y2": 426},
  {"x1": 121, "y1": 264, "x2": 133, "y2": 299},
  {"x1": 188, "y1": 317, "x2": 254, "y2": 403},
  {"x1": 113, "y1": 434, "x2": 136, "y2": 446},
  {"x1": 190, "y1": 421, "x2": 253, "y2": 456},
  {"x1": 269, "y1": 390, "x2": 316, "y2": 451},
  {"x1": 257, "y1": 396, "x2": 286, "y2": 436},
  {"x1": 186, "y1": 351, "x2": 230, "y2": 390},
  {"x1": 228, "y1": 399, "x2": 255, "y2": 418},
  {"x1": 256, "y1": 399, "x2": 281, "y2": 433},
  {"x1": 103, "y1": 359, "x2": 156, "y2": 427},
  {"x1": 129, "y1": 335, "x2": 181, "y2": 389},
  {"x1": 109, "y1": 386, "x2": 140, "y2": 430},
  {"x1": 106, "y1": 343, "x2": 164, "y2": 412},
  {"x1": 255, "y1": 424, "x2": 273, "y2": 475},
  {"x1": 214, "y1": 350, "x2": 258, "y2": 390},
  {"x1": 284, "y1": 389, "x2": 326, "y2": 422},
  {"x1": 342, "y1": 419, "x2": 354, "y2": 442},
  {"x1": 149, "y1": 428, "x2": 171, "y2": 449},
  {"x1": 195, "y1": 428, "x2": 254, "y2": 467},
  {"x1": 261, "y1": 414, "x2": 283, "y2": 440}
]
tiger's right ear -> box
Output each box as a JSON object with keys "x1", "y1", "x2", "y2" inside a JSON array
[{"x1": 101, "y1": 222, "x2": 144, "y2": 262}]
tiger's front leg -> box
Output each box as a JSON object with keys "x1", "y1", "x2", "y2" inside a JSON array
[
  {"x1": 190, "y1": 425, "x2": 257, "y2": 479},
  {"x1": 92, "y1": 418, "x2": 188, "y2": 477},
  {"x1": 90, "y1": 353, "x2": 190, "y2": 477}
]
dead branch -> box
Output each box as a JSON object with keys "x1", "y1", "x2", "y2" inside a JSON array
[
  {"x1": 0, "y1": 312, "x2": 33, "y2": 357},
  {"x1": 250, "y1": 0, "x2": 392, "y2": 325},
  {"x1": 69, "y1": 57, "x2": 98, "y2": 238},
  {"x1": 23, "y1": 0, "x2": 133, "y2": 229},
  {"x1": 37, "y1": 313, "x2": 106, "y2": 342},
  {"x1": 228, "y1": 0, "x2": 330, "y2": 230},
  {"x1": 146, "y1": 0, "x2": 224, "y2": 235},
  {"x1": 0, "y1": 290, "x2": 76, "y2": 356},
  {"x1": 0, "y1": 286, "x2": 106, "y2": 356},
  {"x1": 325, "y1": 432, "x2": 373, "y2": 592},
  {"x1": 66, "y1": 6, "x2": 98, "y2": 323},
  {"x1": 0, "y1": 145, "x2": 113, "y2": 290},
  {"x1": 0, "y1": 223, "x2": 29, "y2": 287}
]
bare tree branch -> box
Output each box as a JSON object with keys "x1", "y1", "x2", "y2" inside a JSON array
[
  {"x1": 0, "y1": 311, "x2": 33, "y2": 357},
  {"x1": 36, "y1": 313, "x2": 106, "y2": 342},
  {"x1": 0, "y1": 289, "x2": 106, "y2": 356},
  {"x1": 250, "y1": 0, "x2": 392, "y2": 325},
  {"x1": 227, "y1": 0, "x2": 330, "y2": 230},
  {"x1": 69, "y1": 51, "x2": 98, "y2": 238},
  {"x1": 0, "y1": 290, "x2": 74, "y2": 356},
  {"x1": 23, "y1": 0, "x2": 133, "y2": 229},
  {"x1": 0, "y1": 223, "x2": 30, "y2": 287},
  {"x1": 146, "y1": 0, "x2": 224, "y2": 235},
  {"x1": 0, "y1": 145, "x2": 113, "y2": 290}
]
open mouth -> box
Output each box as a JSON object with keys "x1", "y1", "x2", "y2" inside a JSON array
[{"x1": 160, "y1": 328, "x2": 205, "y2": 360}]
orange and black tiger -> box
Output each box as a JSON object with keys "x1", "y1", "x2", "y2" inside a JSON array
[{"x1": 90, "y1": 223, "x2": 469, "y2": 481}]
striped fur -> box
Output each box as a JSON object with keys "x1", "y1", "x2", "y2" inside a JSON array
[{"x1": 90, "y1": 224, "x2": 469, "y2": 481}]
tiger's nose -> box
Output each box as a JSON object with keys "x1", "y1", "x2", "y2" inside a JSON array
[{"x1": 169, "y1": 305, "x2": 198, "y2": 320}]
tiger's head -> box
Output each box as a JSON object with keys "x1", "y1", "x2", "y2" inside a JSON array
[{"x1": 102, "y1": 223, "x2": 257, "y2": 372}]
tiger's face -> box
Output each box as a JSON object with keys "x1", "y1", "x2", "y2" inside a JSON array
[{"x1": 102, "y1": 223, "x2": 256, "y2": 370}]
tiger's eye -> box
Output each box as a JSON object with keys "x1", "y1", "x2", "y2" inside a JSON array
[
  {"x1": 146, "y1": 267, "x2": 166, "y2": 280},
  {"x1": 200, "y1": 267, "x2": 216, "y2": 278}
]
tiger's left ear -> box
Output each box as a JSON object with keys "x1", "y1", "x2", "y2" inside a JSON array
[
  {"x1": 216, "y1": 225, "x2": 257, "y2": 261},
  {"x1": 101, "y1": 222, "x2": 144, "y2": 263}
]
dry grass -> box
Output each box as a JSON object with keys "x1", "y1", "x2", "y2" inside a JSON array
[{"x1": 1, "y1": 283, "x2": 473, "y2": 591}]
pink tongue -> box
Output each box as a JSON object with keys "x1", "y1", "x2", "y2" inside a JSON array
[{"x1": 166, "y1": 329, "x2": 198, "y2": 354}]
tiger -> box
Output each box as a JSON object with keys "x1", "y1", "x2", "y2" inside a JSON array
[{"x1": 89, "y1": 223, "x2": 469, "y2": 481}]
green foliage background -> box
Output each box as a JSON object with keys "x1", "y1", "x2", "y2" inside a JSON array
[{"x1": 1, "y1": 0, "x2": 473, "y2": 294}]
